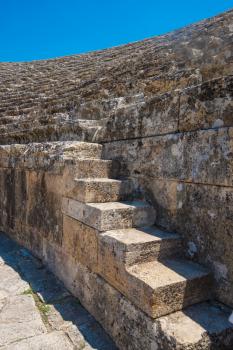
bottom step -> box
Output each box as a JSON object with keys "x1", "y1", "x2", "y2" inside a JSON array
[
  {"x1": 158, "y1": 301, "x2": 233, "y2": 349},
  {"x1": 68, "y1": 261, "x2": 233, "y2": 350}
]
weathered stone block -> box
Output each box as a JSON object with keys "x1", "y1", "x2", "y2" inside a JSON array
[
  {"x1": 0, "y1": 9, "x2": 233, "y2": 349},
  {"x1": 98, "y1": 92, "x2": 180, "y2": 141},
  {"x1": 145, "y1": 179, "x2": 233, "y2": 309},
  {"x1": 1, "y1": 331, "x2": 74, "y2": 350},
  {"x1": 0, "y1": 295, "x2": 46, "y2": 347},
  {"x1": 63, "y1": 215, "x2": 98, "y2": 271},
  {"x1": 62, "y1": 198, "x2": 156, "y2": 231},
  {"x1": 104, "y1": 127, "x2": 233, "y2": 187},
  {"x1": 64, "y1": 259, "x2": 233, "y2": 350},
  {"x1": 179, "y1": 75, "x2": 233, "y2": 132},
  {"x1": 70, "y1": 178, "x2": 133, "y2": 203}
]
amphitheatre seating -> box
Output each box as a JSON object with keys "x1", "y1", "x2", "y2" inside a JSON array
[
  {"x1": 0, "y1": 9, "x2": 233, "y2": 350},
  {"x1": 0, "y1": 9, "x2": 232, "y2": 144}
]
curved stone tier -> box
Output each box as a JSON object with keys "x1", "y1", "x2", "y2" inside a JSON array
[
  {"x1": 0, "y1": 9, "x2": 233, "y2": 350},
  {"x1": 0, "y1": 9, "x2": 232, "y2": 143}
]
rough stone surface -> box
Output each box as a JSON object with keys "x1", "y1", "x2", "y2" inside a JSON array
[
  {"x1": 70, "y1": 178, "x2": 133, "y2": 203},
  {"x1": 62, "y1": 198, "x2": 156, "y2": 231},
  {"x1": 103, "y1": 126, "x2": 233, "y2": 308},
  {"x1": 0, "y1": 9, "x2": 233, "y2": 350},
  {"x1": 63, "y1": 215, "x2": 99, "y2": 271},
  {"x1": 0, "y1": 295, "x2": 47, "y2": 347},
  {"x1": 57, "y1": 256, "x2": 233, "y2": 350},
  {"x1": 99, "y1": 226, "x2": 182, "y2": 265},
  {"x1": 0, "y1": 264, "x2": 29, "y2": 299},
  {"x1": 0, "y1": 232, "x2": 117, "y2": 350},
  {"x1": 1, "y1": 332, "x2": 74, "y2": 350},
  {"x1": 0, "y1": 11, "x2": 232, "y2": 144}
]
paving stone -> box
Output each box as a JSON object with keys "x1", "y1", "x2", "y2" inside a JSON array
[
  {"x1": 16, "y1": 255, "x2": 47, "y2": 282},
  {"x1": 47, "y1": 297, "x2": 117, "y2": 349},
  {"x1": 0, "y1": 264, "x2": 29, "y2": 300},
  {"x1": 1, "y1": 331, "x2": 73, "y2": 350},
  {"x1": 0, "y1": 233, "x2": 117, "y2": 349},
  {"x1": 63, "y1": 324, "x2": 86, "y2": 350},
  {"x1": 17, "y1": 257, "x2": 70, "y2": 303},
  {"x1": 0, "y1": 295, "x2": 46, "y2": 347},
  {"x1": 47, "y1": 297, "x2": 94, "y2": 330},
  {"x1": 77, "y1": 321, "x2": 118, "y2": 350},
  {"x1": 0, "y1": 234, "x2": 21, "y2": 268}
]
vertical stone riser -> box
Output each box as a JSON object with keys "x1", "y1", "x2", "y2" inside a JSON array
[{"x1": 42, "y1": 240, "x2": 160, "y2": 350}]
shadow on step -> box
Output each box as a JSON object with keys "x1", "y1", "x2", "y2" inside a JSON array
[
  {"x1": 182, "y1": 302, "x2": 233, "y2": 350},
  {"x1": 0, "y1": 232, "x2": 117, "y2": 350}
]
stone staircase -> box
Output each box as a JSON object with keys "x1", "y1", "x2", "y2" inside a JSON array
[
  {"x1": 59, "y1": 142, "x2": 233, "y2": 348},
  {"x1": 0, "y1": 140, "x2": 232, "y2": 349}
]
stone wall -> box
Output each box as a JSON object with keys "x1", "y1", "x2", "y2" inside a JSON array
[
  {"x1": 0, "y1": 8, "x2": 232, "y2": 315},
  {"x1": 101, "y1": 75, "x2": 233, "y2": 308},
  {"x1": 0, "y1": 142, "x2": 168, "y2": 350},
  {"x1": 0, "y1": 141, "x2": 102, "y2": 255}
]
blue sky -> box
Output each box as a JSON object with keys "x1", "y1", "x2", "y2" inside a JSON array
[{"x1": 0, "y1": 1, "x2": 232, "y2": 62}]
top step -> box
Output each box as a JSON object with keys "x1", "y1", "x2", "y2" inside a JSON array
[
  {"x1": 0, "y1": 141, "x2": 103, "y2": 164},
  {"x1": 58, "y1": 141, "x2": 103, "y2": 159}
]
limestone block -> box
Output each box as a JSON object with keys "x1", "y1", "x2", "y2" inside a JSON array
[
  {"x1": 126, "y1": 258, "x2": 211, "y2": 318},
  {"x1": 98, "y1": 244, "x2": 211, "y2": 318},
  {"x1": 62, "y1": 198, "x2": 156, "y2": 231},
  {"x1": 63, "y1": 215, "x2": 98, "y2": 271},
  {"x1": 179, "y1": 75, "x2": 233, "y2": 132},
  {"x1": 27, "y1": 171, "x2": 63, "y2": 244},
  {"x1": 0, "y1": 295, "x2": 46, "y2": 347},
  {"x1": 146, "y1": 180, "x2": 233, "y2": 309},
  {"x1": 70, "y1": 178, "x2": 132, "y2": 203},
  {"x1": 99, "y1": 92, "x2": 179, "y2": 141},
  {"x1": 69, "y1": 260, "x2": 233, "y2": 350},
  {"x1": 98, "y1": 226, "x2": 182, "y2": 290},
  {"x1": 103, "y1": 127, "x2": 233, "y2": 187},
  {"x1": 71, "y1": 159, "x2": 117, "y2": 179},
  {"x1": 1, "y1": 331, "x2": 73, "y2": 350},
  {"x1": 0, "y1": 264, "x2": 29, "y2": 300},
  {"x1": 175, "y1": 183, "x2": 233, "y2": 309}
]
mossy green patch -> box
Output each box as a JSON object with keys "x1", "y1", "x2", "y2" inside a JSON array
[{"x1": 22, "y1": 287, "x2": 51, "y2": 328}]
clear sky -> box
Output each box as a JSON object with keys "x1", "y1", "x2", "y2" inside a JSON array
[{"x1": 0, "y1": 1, "x2": 232, "y2": 62}]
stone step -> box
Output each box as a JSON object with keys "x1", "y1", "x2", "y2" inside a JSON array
[
  {"x1": 71, "y1": 178, "x2": 133, "y2": 203},
  {"x1": 62, "y1": 198, "x2": 156, "y2": 231},
  {"x1": 71, "y1": 159, "x2": 119, "y2": 178},
  {"x1": 98, "y1": 250, "x2": 211, "y2": 318},
  {"x1": 76, "y1": 118, "x2": 108, "y2": 127},
  {"x1": 0, "y1": 142, "x2": 103, "y2": 166},
  {"x1": 52, "y1": 141, "x2": 103, "y2": 159},
  {"x1": 77, "y1": 119, "x2": 103, "y2": 127},
  {"x1": 126, "y1": 259, "x2": 212, "y2": 318},
  {"x1": 158, "y1": 301, "x2": 233, "y2": 349},
  {"x1": 99, "y1": 226, "x2": 182, "y2": 267}
]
